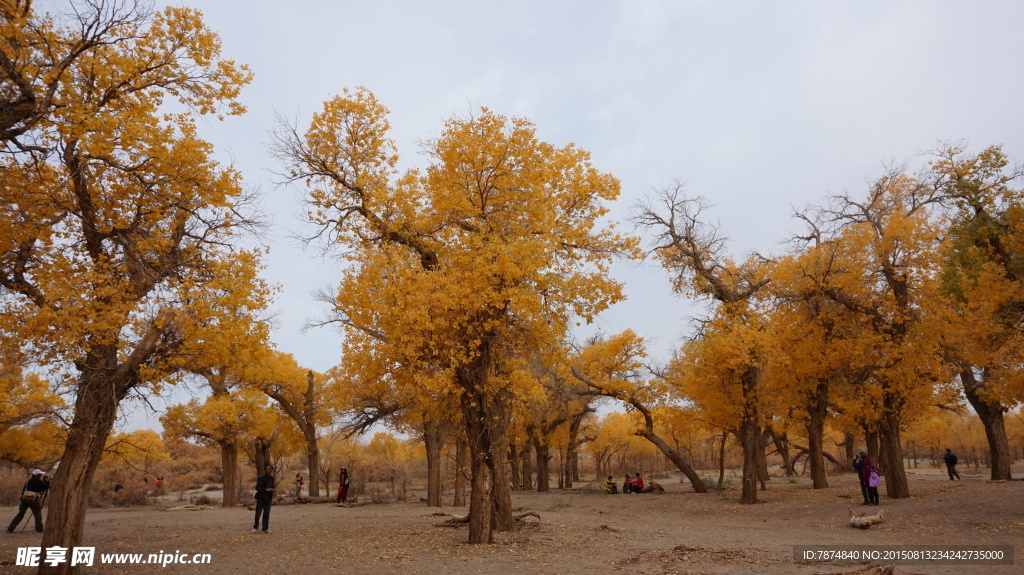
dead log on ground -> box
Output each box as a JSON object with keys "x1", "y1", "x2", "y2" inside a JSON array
[{"x1": 639, "y1": 481, "x2": 666, "y2": 493}]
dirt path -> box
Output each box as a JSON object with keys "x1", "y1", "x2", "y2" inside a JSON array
[{"x1": 1, "y1": 466, "x2": 1020, "y2": 574}]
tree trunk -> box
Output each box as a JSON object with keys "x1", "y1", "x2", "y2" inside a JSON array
[
  {"x1": 639, "y1": 431, "x2": 708, "y2": 493},
  {"x1": 533, "y1": 437, "x2": 550, "y2": 492},
  {"x1": 488, "y1": 390, "x2": 513, "y2": 532},
  {"x1": 424, "y1": 417, "x2": 444, "y2": 507},
  {"x1": 254, "y1": 437, "x2": 271, "y2": 475},
  {"x1": 453, "y1": 434, "x2": 467, "y2": 508},
  {"x1": 563, "y1": 416, "x2": 583, "y2": 488},
  {"x1": 756, "y1": 429, "x2": 769, "y2": 490},
  {"x1": 303, "y1": 427, "x2": 320, "y2": 499},
  {"x1": 768, "y1": 427, "x2": 795, "y2": 477},
  {"x1": 220, "y1": 440, "x2": 239, "y2": 507},
  {"x1": 718, "y1": 432, "x2": 727, "y2": 489},
  {"x1": 461, "y1": 389, "x2": 493, "y2": 543},
  {"x1": 961, "y1": 367, "x2": 1013, "y2": 480},
  {"x1": 521, "y1": 435, "x2": 533, "y2": 491},
  {"x1": 864, "y1": 429, "x2": 879, "y2": 468},
  {"x1": 806, "y1": 381, "x2": 829, "y2": 488},
  {"x1": 456, "y1": 337, "x2": 514, "y2": 543},
  {"x1": 508, "y1": 441, "x2": 520, "y2": 491},
  {"x1": 840, "y1": 430, "x2": 855, "y2": 465},
  {"x1": 40, "y1": 351, "x2": 125, "y2": 575},
  {"x1": 738, "y1": 367, "x2": 760, "y2": 504},
  {"x1": 739, "y1": 417, "x2": 759, "y2": 503},
  {"x1": 877, "y1": 410, "x2": 909, "y2": 499}
]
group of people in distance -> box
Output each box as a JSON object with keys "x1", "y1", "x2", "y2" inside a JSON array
[
  {"x1": 604, "y1": 473, "x2": 648, "y2": 494},
  {"x1": 252, "y1": 465, "x2": 352, "y2": 534},
  {"x1": 852, "y1": 447, "x2": 962, "y2": 507}
]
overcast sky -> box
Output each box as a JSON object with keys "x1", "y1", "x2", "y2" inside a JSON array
[{"x1": 126, "y1": 0, "x2": 1024, "y2": 429}]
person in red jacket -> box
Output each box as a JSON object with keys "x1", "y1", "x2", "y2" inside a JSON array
[
  {"x1": 860, "y1": 456, "x2": 880, "y2": 505},
  {"x1": 633, "y1": 473, "x2": 645, "y2": 493},
  {"x1": 336, "y1": 467, "x2": 351, "y2": 503}
]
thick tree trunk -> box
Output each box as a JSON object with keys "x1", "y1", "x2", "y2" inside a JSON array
[
  {"x1": 40, "y1": 353, "x2": 126, "y2": 575},
  {"x1": 206, "y1": 373, "x2": 239, "y2": 504},
  {"x1": 220, "y1": 441, "x2": 239, "y2": 507},
  {"x1": 462, "y1": 390, "x2": 493, "y2": 543},
  {"x1": 564, "y1": 416, "x2": 583, "y2": 488},
  {"x1": 864, "y1": 429, "x2": 879, "y2": 468},
  {"x1": 533, "y1": 437, "x2": 550, "y2": 492},
  {"x1": 739, "y1": 417, "x2": 760, "y2": 503},
  {"x1": 304, "y1": 427, "x2": 320, "y2": 498},
  {"x1": 456, "y1": 341, "x2": 515, "y2": 542},
  {"x1": 877, "y1": 410, "x2": 909, "y2": 499},
  {"x1": 488, "y1": 390, "x2": 513, "y2": 532},
  {"x1": 961, "y1": 367, "x2": 1013, "y2": 480},
  {"x1": 424, "y1": 417, "x2": 444, "y2": 507},
  {"x1": 806, "y1": 381, "x2": 829, "y2": 488},
  {"x1": 756, "y1": 430, "x2": 769, "y2": 490},
  {"x1": 466, "y1": 433, "x2": 492, "y2": 544},
  {"x1": 520, "y1": 437, "x2": 533, "y2": 491}
]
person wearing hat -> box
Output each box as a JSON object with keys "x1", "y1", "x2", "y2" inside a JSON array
[
  {"x1": 252, "y1": 464, "x2": 275, "y2": 533},
  {"x1": 336, "y1": 467, "x2": 351, "y2": 503},
  {"x1": 853, "y1": 452, "x2": 870, "y2": 505},
  {"x1": 7, "y1": 469, "x2": 50, "y2": 533}
]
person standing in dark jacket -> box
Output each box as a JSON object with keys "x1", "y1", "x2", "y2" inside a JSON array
[
  {"x1": 252, "y1": 465, "x2": 275, "y2": 533},
  {"x1": 943, "y1": 448, "x2": 961, "y2": 480},
  {"x1": 853, "y1": 453, "x2": 870, "y2": 505},
  {"x1": 7, "y1": 469, "x2": 50, "y2": 533}
]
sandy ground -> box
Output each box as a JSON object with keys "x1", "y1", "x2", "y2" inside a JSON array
[{"x1": 0, "y1": 465, "x2": 1020, "y2": 574}]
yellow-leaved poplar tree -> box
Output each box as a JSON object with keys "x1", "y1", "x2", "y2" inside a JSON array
[
  {"x1": 273, "y1": 88, "x2": 637, "y2": 543},
  {"x1": 0, "y1": 3, "x2": 253, "y2": 565},
  {"x1": 634, "y1": 186, "x2": 772, "y2": 504},
  {"x1": 0, "y1": 367, "x2": 65, "y2": 468},
  {"x1": 571, "y1": 330, "x2": 708, "y2": 493},
  {"x1": 937, "y1": 144, "x2": 1024, "y2": 480},
  {"x1": 802, "y1": 165, "x2": 953, "y2": 499}
]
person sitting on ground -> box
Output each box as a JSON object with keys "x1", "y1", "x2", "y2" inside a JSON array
[
  {"x1": 623, "y1": 474, "x2": 634, "y2": 494},
  {"x1": 604, "y1": 476, "x2": 617, "y2": 494},
  {"x1": 633, "y1": 473, "x2": 645, "y2": 493}
]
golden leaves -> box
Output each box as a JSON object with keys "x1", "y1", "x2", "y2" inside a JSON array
[
  {"x1": 0, "y1": 4, "x2": 255, "y2": 377},
  {"x1": 280, "y1": 90, "x2": 638, "y2": 422}
]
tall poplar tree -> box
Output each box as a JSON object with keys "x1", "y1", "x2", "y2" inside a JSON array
[
  {"x1": 273, "y1": 88, "x2": 636, "y2": 543},
  {"x1": 0, "y1": 3, "x2": 253, "y2": 570},
  {"x1": 937, "y1": 144, "x2": 1024, "y2": 480}
]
